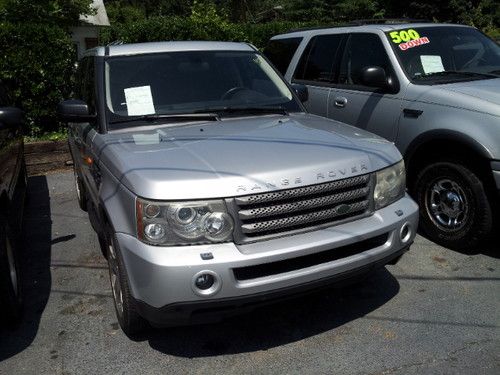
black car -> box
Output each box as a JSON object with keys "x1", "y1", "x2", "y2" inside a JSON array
[{"x1": 0, "y1": 80, "x2": 27, "y2": 326}]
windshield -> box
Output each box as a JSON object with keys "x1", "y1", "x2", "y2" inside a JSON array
[
  {"x1": 386, "y1": 26, "x2": 500, "y2": 84},
  {"x1": 104, "y1": 50, "x2": 301, "y2": 128}
]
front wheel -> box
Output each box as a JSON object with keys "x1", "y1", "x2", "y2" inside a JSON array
[
  {"x1": 413, "y1": 161, "x2": 492, "y2": 250},
  {"x1": 104, "y1": 226, "x2": 147, "y2": 338}
]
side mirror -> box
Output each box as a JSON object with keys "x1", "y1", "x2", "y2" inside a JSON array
[
  {"x1": 58, "y1": 99, "x2": 95, "y2": 123},
  {"x1": 291, "y1": 84, "x2": 308, "y2": 102},
  {"x1": 360, "y1": 66, "x2": 389, "y2": 89},
  {"x1": 359, "y1": 66, "x2": 399, "y2": 93},
  {"x1": 0, "y1": 107, "x2": 24, "y2": 129}
]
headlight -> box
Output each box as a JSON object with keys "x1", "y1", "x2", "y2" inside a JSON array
[
  {"x1": 374, "y1": 160, "x2": 406, "y2": 210},
  {"x1": 136, "y1": 198, "x2": 234, "y2": 246}
]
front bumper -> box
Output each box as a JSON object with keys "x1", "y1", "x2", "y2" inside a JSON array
[{"x1": 116, "y1": 194, "x2": 418, "y2": 325}]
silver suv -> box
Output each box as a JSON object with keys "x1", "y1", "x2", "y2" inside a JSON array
[
  {"x1": 266, "y1": 22, "x2": 500, "y2": 249},
  {"x1": 58, "y1": 41, "x2": 418, "y2": 336}
]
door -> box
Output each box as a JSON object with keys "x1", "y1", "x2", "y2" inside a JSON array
[
  {"x1": 69, "y1": 57, "x2": 100, "y2": 204},
  {"x1": 328, "y1": 33, "x2": 404, "y2": 142},
  {"x1": 291, "y1": 33, "x2": 344, "y2": 117}
]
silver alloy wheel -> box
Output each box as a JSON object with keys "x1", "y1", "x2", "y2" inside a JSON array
[
  {"x1": 5, "y1": 236, "x2": 18, "y2": 298},
  {"x1": 426, "y1": 178, "x2": 469, "y2": 231},
  {"x1": 107, "y1": 241, "x2": 124, "y2": 318}
]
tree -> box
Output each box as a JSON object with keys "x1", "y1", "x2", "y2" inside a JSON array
[
  {"x1": 104, "y1": 0, "x2": 192, "y2": 19},
  {"x1": 0, "y1": 0, "x2": 95, "y2": 25},
  {"x1": 106, "y1": 1, "x2": 147, "y2": 23},
  {"x1": 332, "y1": 0, "x2": 383, "y2": 21}
]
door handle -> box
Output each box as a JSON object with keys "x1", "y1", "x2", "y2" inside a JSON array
[{"x1": 334, "y1": 97, "x2": 347, "y2": 108}]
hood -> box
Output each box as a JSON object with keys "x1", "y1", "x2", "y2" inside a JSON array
[
  {"x1": 410, "y1": 78, "x2": 500, "y2": 117},
  {"x1": 94, "y1": 113, "x2": 401, "y2": 200}
]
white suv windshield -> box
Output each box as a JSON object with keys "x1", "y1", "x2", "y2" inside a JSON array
[
  {"x1": 104, "y1": 50, "x2": 299, "y2": 126},
  {"x1": 386, "y1": 26, "x2": 500, "y2": 83}
]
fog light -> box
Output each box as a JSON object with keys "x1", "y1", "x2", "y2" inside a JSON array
[
  {"x1": 400, "y1": 222, "x2": 412, "y2": 244},
  {"x1": 195, "y1": 273, "x2": 215, "y2": 290},
  {"x1": 192, "y1": 270, "x2": 221, "y2": 297}
]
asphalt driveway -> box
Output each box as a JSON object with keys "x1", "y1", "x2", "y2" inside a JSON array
[{"x1": 0, "y1": 171, "x2": 499, "y2": 374}]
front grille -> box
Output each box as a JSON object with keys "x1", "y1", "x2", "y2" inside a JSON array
[
  {"x1": 232, "y1": 174, "x2": 373, "y2": 242},
  {"x1": 233, "y1": 233, "x2": 388, "y2": 281}
]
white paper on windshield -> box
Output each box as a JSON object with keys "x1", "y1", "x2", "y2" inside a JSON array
[
  {"x1": 420, "y1": 55, "x2": 445, "y2": 74},
  {"x1": 132, "y1": 133, "x2": 160, "y2": 145},
  {"x1": 124, "y1": 85, "x2": 155, "y2": 116}
]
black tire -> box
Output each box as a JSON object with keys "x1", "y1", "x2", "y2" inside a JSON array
[
  {"x1": 413, "y1": 161, "x2": 492, "y2": 250},
  {"x1": 98, "y1": 234, "x2": 108, "y2": 259},
  {"x1": 104, "y1": 225, "x2": 147, "y2": 338},
  {"x1": 0, "y1": 218, "x2": 23, "y2": 326},
  {"x1": 74, "y1": 167, "x2": 87, "y2": 212}
]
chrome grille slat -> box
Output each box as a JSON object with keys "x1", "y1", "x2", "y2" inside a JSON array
[
  {"x1": 235, "y1": 174, "x2": 370, "y2": 206},
  {"x1": 238, "y1": 186, "x2": 370, "y2": 220},
  {"x1": 234, "y1": 173, "x2": 373, "y2": 240},
  {"x1": 241, "y1": 200, "x2": 369, "y2": 234}
]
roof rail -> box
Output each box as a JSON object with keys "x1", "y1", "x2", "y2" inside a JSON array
[
  {"x1": 106, "y1": 40, "x2": 124, "y2": 46},
  {"x1": 348, "y1": 18, "x2": 432, "y2": 25},
  {"x1": 244, "y1": 42, "x2": 259, "y2": 51},
  {"x1": 287, "y1": 18, "x2": 432, "y2": 33}
]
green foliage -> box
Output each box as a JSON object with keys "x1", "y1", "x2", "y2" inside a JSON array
[
  {"x1": 102, "y1": 18, "x2": 307, "y2": 50},
  {"x1": 0, "y1": 0, "x2": 95, "y2": 25},
  {"x1": 240, "y1": 21, "x2": 316, "y2": 48},
  {"x1": 24, "y1": 130, "x2": 67, "y2": 143},
  {"x1": 102, "y1": 1, "x2": 246, "y2": 44},
  {"x1": 106, "y1": 1, "x2": 147, "y2": 24},
  {"x1": 105, "y1": 0, "x2": 192, "y2": 20},
  {"x1": 0, "y1": 22, "x2": 76, "y2": 136},
  {"x1": 333, "y1": 0, "x2": 384, "y2": 21},
  {"x1": 278, "y1": 0, "x2": 333, "y2": 22},
  {"x1": 379, "y1": 0, "x2": 498, "y2": 29}
]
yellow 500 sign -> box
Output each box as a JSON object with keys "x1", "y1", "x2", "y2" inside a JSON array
[{"x1": 389, "y1": 29, "x2": 421, "y2": 44}]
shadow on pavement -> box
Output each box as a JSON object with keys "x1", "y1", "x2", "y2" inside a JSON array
[
  {"x1": 469, "y1": 237, "x2": 500, "y2": 259},
  {"x1": 418, "y1": 231, "x2": 500, "y2": 260},
  {"x1": 0, "y1": 176, "x2": 52, "y2": 361},
  {"x1": 446, "y1": 236, "x2": 499, "y2": 260},
  {"x1": 146, "y1": 268, "x2": 399, "y2": 357}
]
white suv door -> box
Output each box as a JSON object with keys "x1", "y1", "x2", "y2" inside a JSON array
[
  {"x1": 327, "y1": 32, "x2": 405, "y2": 142},
  {"x1": 290, "y1": 33, "x2": 344, "y2": 118}
]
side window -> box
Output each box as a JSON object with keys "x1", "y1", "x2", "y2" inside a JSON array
[
  {"x1": 75, "y1": 57, "x2": 97, "y2": 128},
  {"x1": 338, "y1": 33, "x2": 392, "y2": 86},
  {"x1": 81, "y1": 57, "x2": 96, "y2": 113},
  {"x1": 74, "y1": 59, "x2": 85, "y2": 99},
  {"x1": 293, "y1": 34, "x2": 343, "y2": 83},
  {"x1": 263, "y1": 37, "x2": 303, "y2": 75}
]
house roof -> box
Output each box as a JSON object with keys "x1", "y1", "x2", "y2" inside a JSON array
[{"x1": 80, "y1": 0, "x2": 110, "y2": 26}]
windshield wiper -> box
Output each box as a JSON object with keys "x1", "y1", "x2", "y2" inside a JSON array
[
  {"x1": 194, "y1": 105, "x2": 288, "y2": 117},
  {"x1": 414, "y1": 71, "x2": 497, "y2": 80},
  {"x1": 488, "y1": 69, "x2": 500, "y2": 76},
  {"x1": 109, "y1": 112, "x2": 219, "y2": 125}
]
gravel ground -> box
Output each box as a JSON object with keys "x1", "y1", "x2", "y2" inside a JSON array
[{"x1": 0, "y1": 171, "x2": 499, "y2": 375}]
